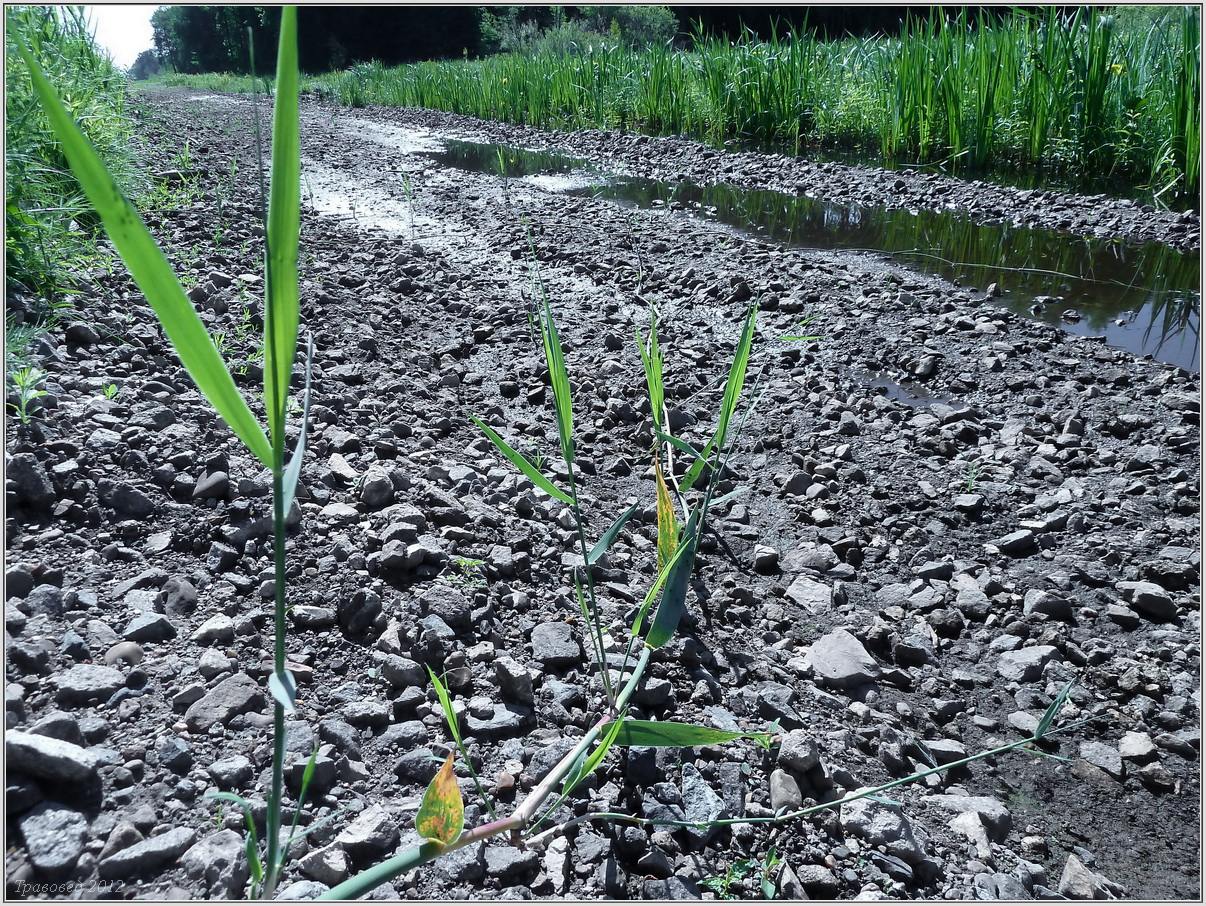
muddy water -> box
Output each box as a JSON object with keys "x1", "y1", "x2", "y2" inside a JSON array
[{"x1": 414, "y1": 139, "x2": 1201, "y2": 372}]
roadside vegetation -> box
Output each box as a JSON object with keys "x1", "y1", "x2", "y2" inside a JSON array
[
  {"x1": 153, "y1": 6, "x2": 1200, "y2": 201},
  {"x1": 4, "y1": 6, "x2": 139, "y2": 361}
]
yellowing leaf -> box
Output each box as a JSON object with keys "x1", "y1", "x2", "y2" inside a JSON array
[
  {"x1": 654, "y1": 458, "x2": 679, "y2": 571},
  {"x1": 415, "y1": 754, "x2": 464, "y2": 845}
]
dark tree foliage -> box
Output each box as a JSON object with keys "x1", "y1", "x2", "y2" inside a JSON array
[
  {"x1": 151, "y1": 6, "x2": 483, "y2": 74},
  {"x1": 128, "y1": 49, "x2": 162, "y2": 80}
]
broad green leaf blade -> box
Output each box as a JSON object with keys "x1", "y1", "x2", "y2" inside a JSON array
[
  {"x1": 682, "y1": 304, "x2": 757, "y2": 492},
  {"x1": 268, "y1": 669, "x2": 297, "y2": 714},
  {"x1": 415, "y1": 754, "x2": 464, "y2": 845},
  {"x1": 536, "y1": 709, "x2": 628, "y2": 829},
  {"x1": 602, "y1": 718, "x2": 773, "y2": 749},
  {"x1": 281, "y1": 334, "x2": 313, "y2": 515},
  {"x1": 645, "y1": 507, "x2": 701, "y2": 649},
  {"x1": 16, "y1": 40, "x2": 272, "y2": 468},
  {"x1": 470, "y1": 415, "x2": 574, "y2": 504},
  {"x1": 587, "y1": 501, "x2": 638, "y2": 564},
  {"x1": 654, "y1": 459, "x2": 679, "y2": 572},
  {"x1": 539, "y1": 298, "x2": 575, "y2": 465},
  {"x1": 263, "y1": 5, "x2": 301, "y2": 450},
  {"x1": 629, "y1": 527, "x2": 693, "y2": 639},
  {"x1": 426, "y1": 667, "x2": 462, "y2": 747}
]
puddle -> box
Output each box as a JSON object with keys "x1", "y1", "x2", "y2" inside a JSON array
[
  {"x1": 568, "y1": 177, "x2": 1201, "y2": 372},
  {"x1": 302, "y1": 161, "x2": 419, "y2": 235},
  {"x1": 851, "y1": 370, "x2": 961, "y2": 409},
  {"x1": 423, "y1": 139, "x2": 592, "y2": 179},
  {"x1": 319, "y1": 125, "x2": 1200, "y2": 371}
]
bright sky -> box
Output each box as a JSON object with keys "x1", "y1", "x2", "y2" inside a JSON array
[{"x1": 81, "y1": 5, "x2": 158, "y2": 69}]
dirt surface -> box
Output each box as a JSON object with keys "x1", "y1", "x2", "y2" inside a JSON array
[{"x1": 4, "y1": 88, "x2": 1201, "y2": 901}]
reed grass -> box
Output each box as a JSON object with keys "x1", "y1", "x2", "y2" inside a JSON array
[{"x1": 301, "y1": 7, "x2": 1200, "y2": 198}]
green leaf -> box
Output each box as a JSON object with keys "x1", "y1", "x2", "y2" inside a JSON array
[
  {"x1": 281, "y1": 333, "x2": 313, "y2": 516},
  {"x1": 654, "y1": 459, "x2": 679, "y2": 572},
  {"x1": 415, "y1": 754, "x2": 464, "y2": 845},
  {"x1": 1036, "y1": 678, "x2": 1075, "y2": 739},
  {"x1": 655, "y1": 429, "x2": 704, "y2": 462},
  {"x1": 263, "y1": 5, "x2": 301, "y2": 452},
  {"x1": 426, "y1": 667, "x2": 462, "y2": 747},
  {"x1": 539, "y1": 298, "x2": 575, "y2": 465},
  {"x1": 629, "y1": 526, "x2": 693, "y2": 640},
  {"x1": 14, "y1": 38, "x2": 272, "y2": 468},
  {"x1": 602, "y1": 718, "x2": 774, "y2": 749},
  {"x1": 710, "y1": 487, "x2": 749, "y2": 508},
  {"x1": 682, "y1": 304, "x2": 757, "y2": 492},
  {"x1": 636, "y1": 313, "x2": 665, "y2": 432},
  {"x1": 587, "y1": 501, "x2": 638, "y2": 564},
  {"x1": 267, "y1": 669, "x2": 297, "y2": 714},
  {"x1": 470, "y1": 415, "x2": 574, "y2": 504},
  {"x1": 645, "y1": 506, "x2": 701, "y2": 649}
]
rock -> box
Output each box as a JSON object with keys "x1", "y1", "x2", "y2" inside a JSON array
[
  {"x1": 192, "y1": 471, "x2": 230, "y2": 500},
  {"x1": 1079, "y1": 742, "x2": 1124, "y2": 779},
  {"x1": 374, "y1": 653, "x2": 425, "y2": 689},
  {"x1": 1119, "y1": 731, "x2": 1157, "y2": 763},
  {"x1": 157, "y1": 736, "x2": 194, "y2": 774},
  {"x1": 1115, "y1": 580, "x2": 1178, "y2": 622},
  {"x1": 1023, "y1": 589, "x2": 1075, "y2": 622},
  {"x1": 840, "y1": 793, "x2": 924, "y2": 865},
  {"x1": 778, "y1": 729, "x2": 820, "y2": 773},
  {"x1": 23, "y1": 584, "x2": 64, "y2": 617},
  {"x1": 299, "y1": 844, "x2": 349, "y2": 886},
  {"x1": 123, "y1": 612, "x2": 177, "y2": 643},
  {"x1": 184, "y1": 673, "x2": 265, "y2": 732},
  {"x1": 339, "y1": 589, "x2": 382, "y2": 637},
  {"x1": 192, "y1": 614, "x2": 235, "y2": 646},
  {"x1": 802, "y1": 628, "x2": 878, "y2": 688},
  {"x1": 360, "y1": 469, "x2": 394, "y2": 510},
  {"x1": 531, "y1": 622, "x2": 581, "y2": 668},
  {"x1": 1058, "y1": 854, "x2": 1109, "y2": 899},
  {"x1": 181, "y1": 829, "x2": 249, "y2": 898},
  {"x1": 334, "y1": 806, "x2": 399, "y2": 862},
  {"x1": 98, "y1": 826, "x2": 197, "y2": 879},
  {"x1": 923, "y1": 794, "x2": 1011, "y2": 840},
  {"x1": 990, "y1": 530, "x2": 1036, "y2": 556},
  {"x1": 8, "y1": 454, "x2": 55, "y2": 508},
  {"x1": 494, "y1": 656, "x2": 534, "y2": 704},
  {"x1": 19, "y1": 803, "x2": 88, "y2": 880},
  {"x1": 6, "y1": 730, "x2": 98, "y2": 783},
  {"x1": 110, "y1": 482, "x2": 155, "y2": 518},
  {"x1": 769, "y1": 768, "x2": 803, "y2": 812},
  {"x1": 786, "y1": 575, "x2": 832, "y2": 610},
  {"x1": 104, "y1": 641, "x2": 144, "y2": 665},
  {"x1": 996, "y1": 646, "x2": 1058, "y2": 682},
  {"x1": 483, "y1": 845, "x2": 539, "y2": 884},
  {"x1": 753, "y1": 545, "x2": 780, "y2": 573},
  {"x1": 207, "y1": 755, "x2": 253, "y2": 789},
  {"x1": 681, "y1": 762, "x2": 725, "y2": 842},
  {"x1": 162, "y1": 576, "x2": 198, "y2": 617},
  {"x1": 29, "y1": 711, "x2": 85, "y2": 746},
  {"x1": 277, "y1": 879, "x2": 330, "y2": 899}
]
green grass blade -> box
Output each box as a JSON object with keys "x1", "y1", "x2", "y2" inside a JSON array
[
  {"x1": 587, "y1": 501, "x2": 638, "y2": 564},
  {"x1": 636, "y1": 314, "x2": 665, "y2": 432},
  {"x1": 264, "y1": 5, "x2": 301, "y2": 453},
  {"x1": 539, "y1": 298, "x2": 575, "y2": 465},
  {"x1": 15, "y1": 38, "x2": 272, "y2": 468},
  {"x1": 655, "y1": 429, "x2": 704, "y2": 462},
  {"x1": 629, "y1": 527, "x2": 694, "y2": 640},
  {"x1": 602, "y1": 718, "x2": 773, "y2": 749},
  {"x1": 426, "y1": 667, "x2": 462, "y2": 748},
  {"x1": 470, "y1": 414, "x2": 574, "y2": 504},
  {"x1": 682, "y1": 304, "x2": 757, "y2": 492},
  {"x1": 1036, "y1": 678, "x2": 1075, "y2": 739},
  {"x1": 645, "y1": 506, "x2": 701, "y2": 649},
  {"x1": 281, "y1": 334, "x2": 313, "y2": 515}
]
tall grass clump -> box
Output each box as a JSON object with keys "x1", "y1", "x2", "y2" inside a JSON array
[
  {"x1": 298, "y1": 6, "x2": 1200, "y2": 200},
  {"x1": 5, "y1": 6, "x2": 139, "y2": 315}
]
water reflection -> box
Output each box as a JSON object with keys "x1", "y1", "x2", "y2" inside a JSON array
[
  {"x1": 417, "y1": 136, "x2": 1200, "y2": 371},
  {"x1": 573, "y1": 178, "x2": 1201, "y2": 372}
]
